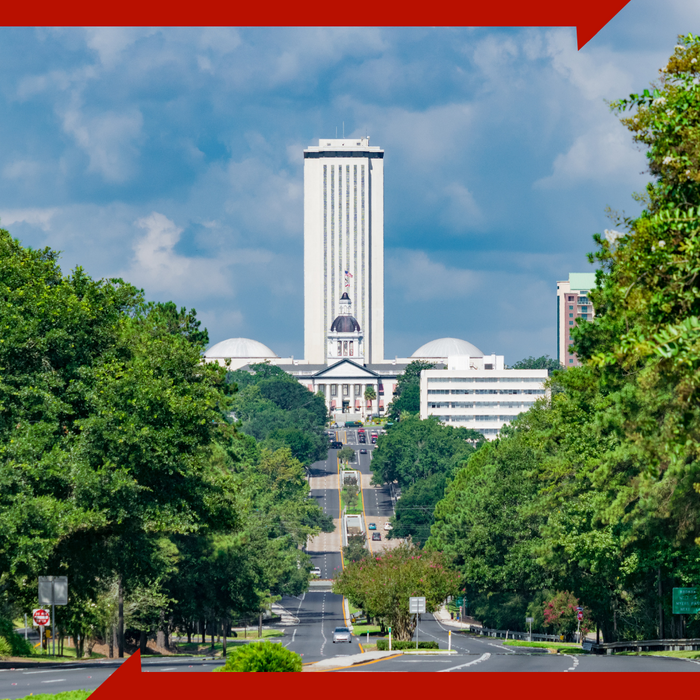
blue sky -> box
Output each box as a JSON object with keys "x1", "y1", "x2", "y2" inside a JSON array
[{"x1": 1, "y1": 2, "x2": 698, "y2": 364}]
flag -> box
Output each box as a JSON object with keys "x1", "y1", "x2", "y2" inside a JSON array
[{"x1": 344, "y1": 270, "x2": 353, "y2": 278}]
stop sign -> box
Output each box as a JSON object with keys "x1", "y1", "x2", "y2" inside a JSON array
[
  {"x1": 577, "y1": 611, "x2": 583, "y2": 621},
  {"x1": 33, "y1": 608, "x2": 50, "y2": 626}
]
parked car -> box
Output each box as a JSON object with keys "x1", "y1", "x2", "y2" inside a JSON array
[
  {"x1": 372, "y1": 532, "x2": 381, "y2": 541},
  {"x1": 333, "y1": 627, "x2": 352, "y2": 643},
  {"x1": 384, "y1": 522, "x2": 393, "y2": 531},
  {"x1": 368, "y1": 522, "x2": 377, "y2": 530},
  {"x1": 310, "y1": 567, "x2": 321, "y2": 577}
]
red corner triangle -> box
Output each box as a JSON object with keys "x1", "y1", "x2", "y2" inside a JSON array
[
  {"x1": 89, "y1": 650, "x2": 141, "y2": 700},
  {"x1": 576, "y1": 0, "x2": 632, "y2": 49}
]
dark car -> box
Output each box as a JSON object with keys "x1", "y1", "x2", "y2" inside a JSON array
[
  {"x1": 372, "y1": 532, "x2": 381, "y2": 541},
  {"x1": 330, "y1": 441, "x2": 343, "y2": 449},
  {"x1": 360, "y1": 448, "x2": 367, "y2": 454}
]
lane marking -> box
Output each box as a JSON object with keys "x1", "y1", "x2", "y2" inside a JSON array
[
  {"x1": 488, "y1": 642, "x2": 515, "y2": 654},
  {"x1": 24, "y1": 668, "x2": 87, "y2": 675},
  {"x1": 41, "y1": 679, "x2": 67, "y2": 683},
  {"x1": 562, "y1": 654, "x2": 579, "y2": 672},
  {"x1": 438, "y1": 652, "x2": 491, "y2": 672}
]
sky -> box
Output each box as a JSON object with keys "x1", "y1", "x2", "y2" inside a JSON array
[{"x1": 1, "y1": 2, "x2": 699, "y2": 365}]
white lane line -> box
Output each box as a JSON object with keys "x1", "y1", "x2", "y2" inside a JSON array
[
  {"x1": 488, "y1": 642, "x2": 515, "y2": 654},
  {"x1": 562, "y1": 654, "x2": 579, "y2": 672},
  {"x1": 41, "y1": 679, "x2": 67, "y2": 683},
  {"x1": 438, "y1": 652, "x2": 491, "y2": 672},
  {"x1": 159, "y1": 667, "x2": 178, "y2": 671},
  {"x1": 24, "y1": 668, "x2": 86, "y2": 675}
]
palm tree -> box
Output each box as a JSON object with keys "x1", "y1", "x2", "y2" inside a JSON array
[{"x1": 364, "y1": 385, "x2": 377, "y2": 421}]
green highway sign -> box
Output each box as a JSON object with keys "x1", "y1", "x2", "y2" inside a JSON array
[
  {"x1": 454, "y1": 596, "x2": 466, "y2": 607},
  {"x1": 672, "y1": 587, "x2": 700, "y2": 615}
]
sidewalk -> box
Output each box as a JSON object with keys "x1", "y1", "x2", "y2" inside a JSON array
[
  {"x1": 304, "y1": 650, "x2": 400, "y2": 671},
  {"x1": 433, "y1": 605, "x2": 481, "y2": 630}
]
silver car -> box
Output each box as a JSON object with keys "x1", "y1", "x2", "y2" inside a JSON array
[{"x1": 333, "y1": 626, "x2": 352, "y2": 643}]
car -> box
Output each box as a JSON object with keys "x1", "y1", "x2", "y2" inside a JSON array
[
  {"x1": 310, "y1": 567, "x2": 321, "y2": 578},
  {"x1": 360, "y1": 448, "x2": 367, "y2": 454},
  {"x1": 372, "y1": 532, "x2": 381, "y2": 541},
  {"x1": 368, "y1": 522, "x2": 377, "y2": 530},
  {"x1": 384, "y1": 522, "x2": 393, "y2": 531},
  {"x1": 333, "y1": 627, "x2": 352, "y2": 643},
  {"x1": 330, "y1": 441, "x2": 343, "y2": 449}
]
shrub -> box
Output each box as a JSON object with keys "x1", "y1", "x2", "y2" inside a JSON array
[
  {"x1": 376, "y1": 639, "x2": 439, "y2": 651},
  {"x1": 0, "y1": 617, "x2": 33, "y2": 656},
  {"x1": 216, "y1": 642, "x2": 302, "y2": 672}
]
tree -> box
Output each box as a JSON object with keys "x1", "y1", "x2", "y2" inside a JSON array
[
  {"x1": 333, "y1": 543, "x2": 460, "y2": 640},
  {"x1": 543, "y1": 592, "x2": 592, "y2": 639},
  {"x1": 364, "y1": 385, "x2": 376, "y2": 417},
  {"x1": 370, "y1": 414, "x2": 482, "y2": 489},
  {"x1": 343, "y1": 534, "x2": 369, "y2": 563},
  {"x1": 387, "y1": 361, "x2": 434, "y2": 419},
  {"x1": 388, "y1": 473, "x2": 447, "y2": 547},
  {"x1": 338, "y1": 446, "x2": 355, "y2": 467},
  {"x1": 510, "y1": 355, "x2": 562, "y2": 374}
]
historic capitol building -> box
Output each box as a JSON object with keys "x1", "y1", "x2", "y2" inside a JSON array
[{"x1": 205, "y1": 137, "x2": 546, "y2": 436}]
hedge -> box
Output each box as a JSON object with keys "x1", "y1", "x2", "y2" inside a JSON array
[{"x1": 376, "y1": 639, "x2": 439, "y2": 651}]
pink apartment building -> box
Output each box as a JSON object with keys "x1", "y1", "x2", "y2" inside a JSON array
[{"x1": 557, "y1": 273, "x2": 596, "y2": 367}]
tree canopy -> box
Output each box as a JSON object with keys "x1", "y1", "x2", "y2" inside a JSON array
[{"x1": 386, "y1": 361, "x2": 434, "y2": 419}]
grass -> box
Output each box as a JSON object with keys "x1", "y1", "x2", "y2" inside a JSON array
[
  {"x1": 618, "y1": 649, "x2": 700, "y2": 659},
  {"x1": 174, "y1": 631, "x2": 284, "y2": 656},
  {"x1": 5, "y1": 649, "x2": 105, "y2": 662},
  {"x1": 502, "y1": 640, "x2": 589, "y2": 654},
  {"x1": 351, "y1": 624, "x2": 382, "y2": 636},
  {"x1": 12, "y1": 692, "x2": 91, "y2": 700}
]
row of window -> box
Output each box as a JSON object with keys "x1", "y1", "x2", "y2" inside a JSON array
[
  {"x1": 428, "y1": 402, "x2": 536, "y2": 409},
  {"x1": 320, "y1": 383, "x2": 376, "y2": 397},
  {"x1": 427, "y1": 377, "x2": 544, "y2": 384},
  {"x1": 428, "y1": 389, "x2": 545, "y2": 396},
  {"x1": 432, "y1": 415, "x2": 515, "y2": 422}
]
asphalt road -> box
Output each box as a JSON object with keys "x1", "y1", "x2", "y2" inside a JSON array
[{"x1": 0, "y1": 657, "x2": 224, "y2": 699}]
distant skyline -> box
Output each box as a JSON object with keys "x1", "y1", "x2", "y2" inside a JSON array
[{"x1": 1, "y1": 4, "x2": 698, "y2": 364}]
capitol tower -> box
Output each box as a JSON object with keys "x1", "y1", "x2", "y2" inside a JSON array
[{"x1": 303, "y1": 137, "x2": 384, "y2": 365}]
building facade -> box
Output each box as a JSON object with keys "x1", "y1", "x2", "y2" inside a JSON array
[
  {"x1": 557, "y1": 272, "x2": 596, "y2": 367},
  {"x1": 303, "y1": 137, "x2": 384, "y2": 365},
  {"x1": 420, "y1": 359, "x2": 548, "y2": 439}
]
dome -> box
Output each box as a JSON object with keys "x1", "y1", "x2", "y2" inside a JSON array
[
  {"x1": 411, "y1": 337, "x2": 484, "y2": 358},
  {"x1": 205, "y1": 338, "x2": 278, "y2": 359},
  {"x1": 330, "y1": 315, "x2": 361, "y2": 333}
]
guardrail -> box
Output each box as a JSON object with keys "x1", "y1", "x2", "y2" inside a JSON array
[
  {"x1": 461, "y1": 625, "x2": 560, "y2": 642},
  {"x1": 594, "y1": 637, "x2": 700, "y2": 654}
]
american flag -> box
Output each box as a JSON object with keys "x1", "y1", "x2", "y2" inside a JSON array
[{"x1": 345, "y1": 270, "x2": 353, "y2": 278}]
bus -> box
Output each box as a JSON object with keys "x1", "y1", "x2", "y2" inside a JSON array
[{"x1": 344, "y1": 420, "x2": 363, "y2": 427}]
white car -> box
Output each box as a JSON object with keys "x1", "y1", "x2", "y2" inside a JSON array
[
  {"x1": 333, "y1": 627, "x2": 352, "y2": 643},
  {"x1": 310, "y1": 567, "x2": 322, "y2": 577},
  {"x1": 384, "y1": 522, "x2": 393, "y2": 531}
]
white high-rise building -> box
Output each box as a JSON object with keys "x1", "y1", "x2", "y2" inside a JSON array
[{"x1": 303, "y1": 137, "x2": 384, "y2": 365}]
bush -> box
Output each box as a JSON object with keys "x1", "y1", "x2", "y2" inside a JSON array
[
  {"x1": 0, "y1": 617, "x2": 32, "y2": 657},
  {"x1": 376, "y1": 639, "x2": 439, "y2": 651},
  {"x1": 216, "y1": 642, "x2": 302, "y2": 672}
]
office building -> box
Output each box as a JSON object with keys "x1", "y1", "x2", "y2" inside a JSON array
[{"x1": 557, "y1": 273, "x2": 596, "y2": 367}]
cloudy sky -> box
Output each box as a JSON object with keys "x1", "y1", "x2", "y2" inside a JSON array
[{"x1": 1, "y1": 2, "x2": 698, "y2": 364}]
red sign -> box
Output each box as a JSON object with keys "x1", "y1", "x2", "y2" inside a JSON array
[
  {"x1": 577, "y1": 611, "x2": 584, "y2": 621},
  {"x1": 33, "y1": 608, "x2": 50, "y2": 626}
]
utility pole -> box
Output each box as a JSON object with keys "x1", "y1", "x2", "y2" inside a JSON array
[
  {"x1": 118, "y1": 576, "x2": 124, "y2": 658},
  {"x1": 258, "y1": 612, "x2": 263, "y2": 639}
]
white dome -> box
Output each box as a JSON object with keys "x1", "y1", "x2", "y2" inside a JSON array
[
  {"x1": 411, "y1": 337, "x2": 484, "y2": 358},
  {"x1": 205, "y1": 338, "x2": 278, "y2": 359}
]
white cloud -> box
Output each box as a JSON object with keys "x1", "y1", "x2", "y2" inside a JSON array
[
  {"x1": 60, "y1": 100, "x2": 143, "y2": 182},
  {"x1": 534, "y1": 121, "x2": 646, "y2": 188},
  {"x1": 0, "y1": 207, "x2": 58, "y2": 231},
  {"x1": 387, "y1": 250, "x2": 482, "y2": 302},
  {"x1": 2, "y1": 159, "x2": 45, "y2": 180},
  {"x1": 439, "y1": 182, "x2": 482, "y2": 230}
]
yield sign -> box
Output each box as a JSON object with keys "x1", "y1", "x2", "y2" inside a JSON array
[{"x1": 33, "y1": 608, "x2": 51, "y2": 626}]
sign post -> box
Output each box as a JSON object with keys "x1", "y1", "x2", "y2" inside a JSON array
[
  {"x1": 409, "y1": 597, "x2": 426, "y2": 650},
  {"x1": 32, "y1": 609, "x2": 51, "y2": 654},
  {"x1": 526, "y1": 616, "x2": 534, "y2": 642},
  {"x1": 576, "y1": 606, "x2": 583, "y2": 644},
  {"x1": 39, "y1": 576, "x2": 68, "y2": 658},
  {"x1": 388, "y1": 626, "x2": 392, "y2": 652}
]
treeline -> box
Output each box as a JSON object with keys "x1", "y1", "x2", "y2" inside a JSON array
[
  {"x1": 227, "y1": 363, "x2": 329, "y2": 469},
  {"x1": 424, "y1": 36, "x2": 700, "y2": 641},
  {"x1": 0, "y1": 231, "x2": 330, "y2": 656}
]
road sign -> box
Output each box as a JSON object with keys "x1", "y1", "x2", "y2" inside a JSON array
[
  {"x1": 526, "y1": 617, "x2": 534, "y2": 624},
  {"x1": 577, "y1": 611, "x2": 583, "y2": 621},
  {"x1": 33, "y1": 608, "x2": 50, "y2": 626},
  {"x1": 409, "y1": 596, "x2": 426, "y2": 614},
  {"x1": 673, "y1": 587, "x2": 700, "y2": 615},
  {"x1": 576, "y1": 606, "x2": 583, "y2": 611},
  {"x1": 39, "y1": 576, "x2": 68, "y2": 605}
]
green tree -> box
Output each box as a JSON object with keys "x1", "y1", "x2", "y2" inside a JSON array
[
  {"x1": 510, "y1": 355, "x2": 562, "y2": 373},
  {"x1": 370, "y1": 414, "x2": 482, "y2": 489},
  {"x1": 333, "y1": 543, "x2": 459, "y2": 640},
  {"x1": 343, "y1": 534, "x2": 369, "y2": 564},
  {"x1": 364, "y1": 385, "x2": 376, "y2": 416},
  {"x1": 387, "y1": 361, "x2": 434, "y2": 419},
  {"x1": 338, "y1": 446, "x2": 355, "y2": 467},
  {"x1": 389, "y1": 473, "x2": 447, "y2": 547}
]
